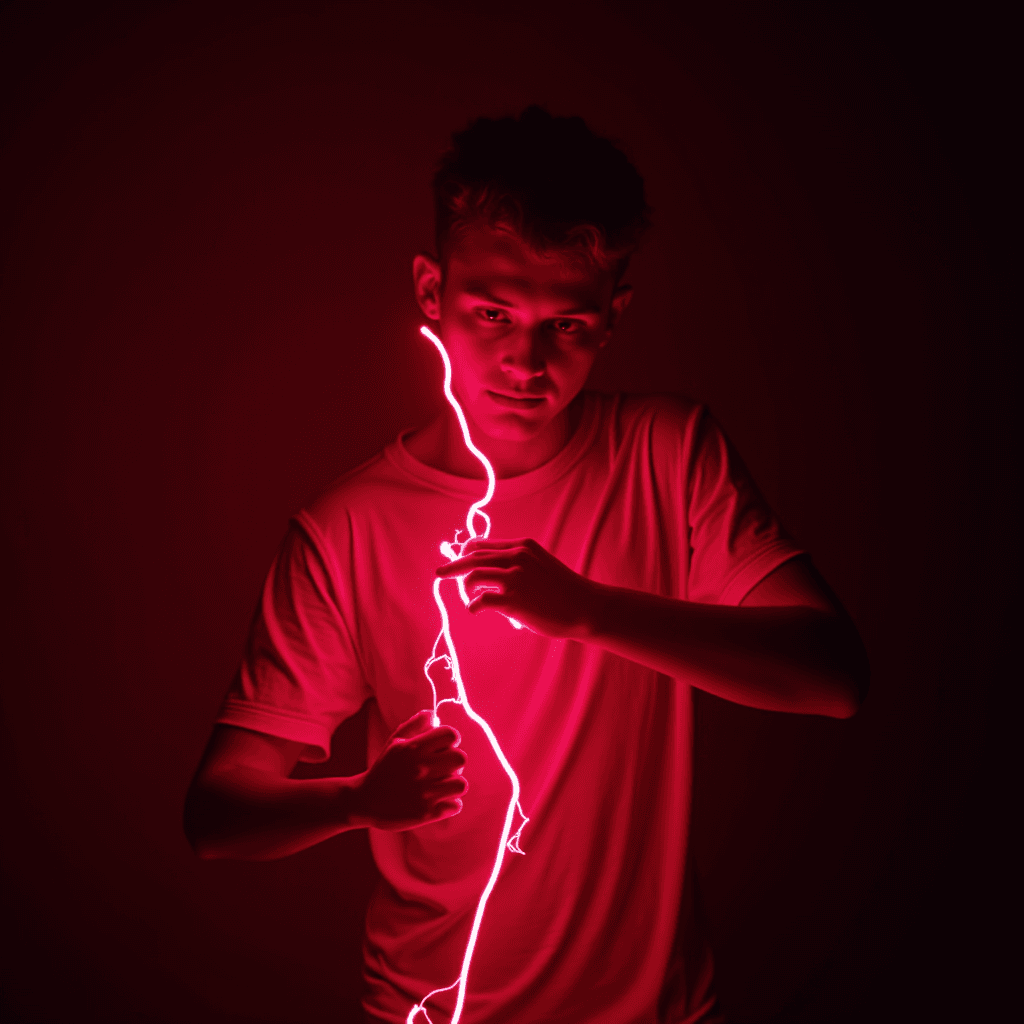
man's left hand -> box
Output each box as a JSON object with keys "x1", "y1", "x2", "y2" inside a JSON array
[{"x1": 436, "y1": 537, "x2": 596, "y2": 639}]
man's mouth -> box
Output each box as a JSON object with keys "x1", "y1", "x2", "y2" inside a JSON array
[{"x1": 486, "y1": 390, "x2": 547, "y2": 409}]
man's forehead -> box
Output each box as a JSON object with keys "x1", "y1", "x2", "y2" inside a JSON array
[
  {"x1": 445, "y1": 226, "x2": 613, "y2": 294},
  {"x1": 457, "y1": 277, "x2": 604, "y2": 315}
]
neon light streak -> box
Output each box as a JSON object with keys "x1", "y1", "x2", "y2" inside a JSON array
[{"x1": 407, "y1": 325, "x2": 528, "y2": 1024}]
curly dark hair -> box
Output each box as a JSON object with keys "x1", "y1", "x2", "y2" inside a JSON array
[{"x1": 433, "y1": 106, "x2": 650, "y2": 278}]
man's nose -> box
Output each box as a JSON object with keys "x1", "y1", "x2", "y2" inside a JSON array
[{"x1": 500, "y1": 328, "x2": 546, "y2": 380}]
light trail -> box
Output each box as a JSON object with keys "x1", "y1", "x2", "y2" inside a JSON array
[{"x1": 407, "y1": 325, "x2": 528, "y2": 1024}]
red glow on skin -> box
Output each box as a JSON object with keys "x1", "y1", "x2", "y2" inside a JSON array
[
  {"x1": 408, "y1": 325, "x2": 528, "y2": 1024},
  {"x1": 409, "y1": 224, "x2": 631, "y2": 481}
]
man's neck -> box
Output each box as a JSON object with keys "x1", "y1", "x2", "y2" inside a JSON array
[{"x1": 406, "y1": 395, "x2": 585, "y2": 479}]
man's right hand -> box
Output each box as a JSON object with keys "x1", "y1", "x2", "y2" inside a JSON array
[{"x1": 351, "y1": 710, "x2": 468, "y2": 831}]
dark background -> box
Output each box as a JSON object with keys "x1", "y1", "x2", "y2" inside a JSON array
[{"x1": 1, "y1": 3, "x2": 1013, "y2": 1022}]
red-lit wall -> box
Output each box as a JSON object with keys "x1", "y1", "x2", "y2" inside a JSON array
[{"x1": 1, "y1": 5, "x2": 1011, "y2": 1022}]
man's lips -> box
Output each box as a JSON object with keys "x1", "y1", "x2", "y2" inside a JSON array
[{"x1": 486, "y1": 390, "x2": 548, "y2": 408}]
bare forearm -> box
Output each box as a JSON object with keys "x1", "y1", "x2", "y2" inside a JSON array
[
  {"x1": 184, "y1": 768, "x2": 365, "y2": 861},
  {"x1": 581, "y1": 583, "x2": 867, "y2": 717},
  {"x1": 185, "y1": 712, "x2": 467, "y2": 860}
]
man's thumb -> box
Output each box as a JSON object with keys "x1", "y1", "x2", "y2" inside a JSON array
[{"x1": 390, "y1": 709, "x2": 435, "y2": 741}]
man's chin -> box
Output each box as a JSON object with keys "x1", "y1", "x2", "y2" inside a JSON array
[
  {"x1": 467, "y1": 404, "x2": 552, "y2": 440},
  {"x1": 479, "y1": 420, "x2": 548, "y2": 443}
]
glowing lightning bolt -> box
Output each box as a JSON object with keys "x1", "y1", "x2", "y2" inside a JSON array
[{"x1": 407, "y1": 325, "x2": 529, "y2": 1024}]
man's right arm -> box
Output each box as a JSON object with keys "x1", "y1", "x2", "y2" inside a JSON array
[{"x1": 184, "y1": 711, "x2": 468, "y2": 861}]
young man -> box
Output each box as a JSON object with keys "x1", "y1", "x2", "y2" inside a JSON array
[{"x1": 185, "y1": 107, "x2": 868, "y2": 1023}]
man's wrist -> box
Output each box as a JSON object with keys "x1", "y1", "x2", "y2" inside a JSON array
[
  {"x1": 576, "y1": 579, "x2": 613, "y2": 642},
  {"x1": 337, "y1": 772, "x2": 370, "y2": 830}
]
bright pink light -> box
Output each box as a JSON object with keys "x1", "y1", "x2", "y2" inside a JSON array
[{"x1": 408, "y1": 325, "x2": 529, "y2": 1024}]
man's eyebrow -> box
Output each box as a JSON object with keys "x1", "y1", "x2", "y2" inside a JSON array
[
  {"x1": 552, "y1": 302, "x2": 602, "y2": 316},
  {"x1": 461, "y1": 283, "x2": 602, "y2": 317},
  {"x1": 463, "y1": 285, "x2": 519, "y2": 308}
]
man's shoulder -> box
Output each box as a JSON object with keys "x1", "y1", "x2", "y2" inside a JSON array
[
  {"x1": 594, "y1": 391, "x2": 707, "y2": 446},
  {"x1": 300, "y1": 441, "x2": 418, "y2": 533},
  {"x1": 614, "y1": 391, "x2": 703, "y2": 420}
]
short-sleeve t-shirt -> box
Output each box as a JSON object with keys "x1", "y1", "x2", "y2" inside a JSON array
[{"x1": 217, "y1": 392, "x2": 801, "y2": 1024}]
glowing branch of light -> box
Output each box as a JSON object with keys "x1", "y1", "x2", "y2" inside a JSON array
[{"x1": 407, "y1": 325, "x2": 529, "y2": 1024}]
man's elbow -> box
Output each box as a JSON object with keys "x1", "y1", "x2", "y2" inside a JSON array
[
  {"x1": 849, "y1": 635, "x2": 871, "y2": 712},
  {"x1": 818, "y1": 612, "x2": 870, "y2": 718},
  {"x1": 186, "y1": 834, "x2": 222, "y2": 861},
  {"x1": 183, "y1": 782, "x2": 227, "y2": 860},
  {"x1": 184, "y1": 825, "x2": 223, "y2": 861},
  {"x1": 831, "y1": 682, "x2": 863, "y2": 719},
  {"x1": 830, "y1": 644, "x2": 870, "y2": 719}
]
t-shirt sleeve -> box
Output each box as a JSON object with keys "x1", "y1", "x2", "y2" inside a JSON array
[
  {"x1": 685, "y1": 408, "x2": 803, "y2": 606},
  {"x1": 216, "y1": 514, "x2": 373, "y2": 762}
]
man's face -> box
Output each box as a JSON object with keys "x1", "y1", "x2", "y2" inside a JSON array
[{"x1": 414, "y1": 224, "x2": 631, "y2": 446}]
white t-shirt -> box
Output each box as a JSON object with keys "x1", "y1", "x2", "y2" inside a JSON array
[{"x1": 218, "y1": 392, "x2": 802, "y2": 1023}]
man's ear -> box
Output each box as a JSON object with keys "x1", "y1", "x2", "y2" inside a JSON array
[
  {"x1": 604, "y1": 284, "x2": 634, "y2": 340},
  {"x1": 413, "y1": 253, "x2": 443, "y2": 321}
]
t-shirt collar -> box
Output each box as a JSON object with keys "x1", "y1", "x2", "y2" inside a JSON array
[{"x1": 387, "y1": 391, "x2": 604, "y2": 502}]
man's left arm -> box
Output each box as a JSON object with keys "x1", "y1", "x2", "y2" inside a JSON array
[
  {"x1": 438, "y1": 542, "x2": 868, "y2": 719},
  {"x1": 585, "y1": 553, "x2": 867, "y2": 718}
]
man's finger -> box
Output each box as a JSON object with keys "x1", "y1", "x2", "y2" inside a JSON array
[
  {"x1": 422, "y1": 749, "x2": 467, "y2": 777},
  {"x1": 431, "y1": 798, "x2": 464, "y2": 819},
  {"x1": 462, "y1": 568, "x2": 515, "y2": 591},
  {"x1": 467, "y1": 592, "x2": 505, "y2": 614},
  {"x1": 390, "y1": 710, "x2": 435, "y2": 741},
  {"x1": 427, "y1": 776, "x2": 470, "y2": 799},
  {"x1": 461, "y1": 537, "x2": 529, "y2": 551},
  {"x1": 437, "y1": 554, "x2": 520, "y2": 577},
  {"x1": 411, "y1": 725, "x2": 462, "y2": 753}
]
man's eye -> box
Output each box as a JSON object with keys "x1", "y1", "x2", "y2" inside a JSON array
[
  {"x1": 479, "y1": 308, "x2": 508, "y2": 323},
  {"x1": 552, "y1": 319, "x2": 582, "y2": 333}
]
